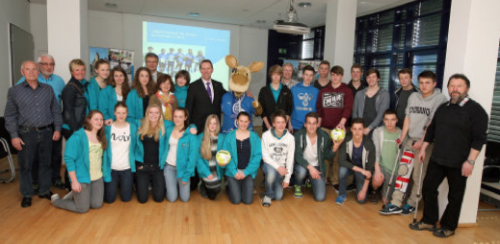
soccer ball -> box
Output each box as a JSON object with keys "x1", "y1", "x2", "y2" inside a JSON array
[
  {"x1": 216, "y1": 150, "x2": 231, "y2": 166},
  {"x1": 330, "y1": 128, "x2": 346, "y2": 142}
]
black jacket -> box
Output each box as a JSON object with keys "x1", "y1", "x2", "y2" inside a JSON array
[
  {"x1": 258, "y1": 84, "x2": 293, "y2": 130},
  {"x1": 186, "y1": 78, "x2": 226, "y2": 133},
  {"x1": 62, "y1": 77, "x2": 88, "y2": 132}
]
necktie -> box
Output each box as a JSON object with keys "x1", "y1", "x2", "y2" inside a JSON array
[{"x1": 206, "y1": 82, "x2": 212, "y2": 102}]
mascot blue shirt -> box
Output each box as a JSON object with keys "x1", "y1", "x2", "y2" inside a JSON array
[{"x1": 221, "y1": 91, "x2": 256, "y2": 133}]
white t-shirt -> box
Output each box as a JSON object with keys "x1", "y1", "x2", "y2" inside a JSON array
[
  {"x1": 110, "y1": 124, "x2": 131, "y2": 170},
  {"x1": 166, "y1": 136, "x2": 179, "y2": 166},
  {"x1": 304, "y1": 135, "x2": 318, "y2": 167},
  {"x1": 116, "y1": 94, "x2": 123, "y2": 102}
]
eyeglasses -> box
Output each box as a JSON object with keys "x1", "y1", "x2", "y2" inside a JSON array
[{"x1": 39, "y1": 62, "x2": 55, "y2": 67}]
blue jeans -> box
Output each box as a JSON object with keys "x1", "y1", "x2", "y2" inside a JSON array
[
  {"x1": 164, "y1": 165, "x2": 191, "y2": 202},
  {"x1": 338, "y1": 166, "x2": 367, "y2": 204},
  {"x1": 227, "y1": 175, "x2": 254, "y2": 205},
  {"x1": 104, "y1": 169, "x2": 133, "y2": 203},
  {"x1": 294, "y1": 164, "x2": 326, "y2": 201},
  {"x1": 262, "y1": 163, "x2": 284, "y2": 200},
  {"x1": 18, "y1": 127, "x2": 53, "y2": 197}
]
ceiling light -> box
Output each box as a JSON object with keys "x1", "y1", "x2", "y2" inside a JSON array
[
  {"x1": 188, "y1": 12, "x2": 200, "y2": 17},
  {"x1": 298, "y1": 2, "x2": 312, "y2": 8},
  {"x1": 104, "y1": 3, "x2": 117, "y2": 8}
]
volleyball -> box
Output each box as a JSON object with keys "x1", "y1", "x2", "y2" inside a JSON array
[
  {"x1": 331, "y1": 128, "x2": 346, "y2": 142},
  {"x1": 216, "y1": 150, "x2": 231, "y2": 166}
]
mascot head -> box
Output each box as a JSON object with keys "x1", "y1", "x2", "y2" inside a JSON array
[{"x1": 225, "y1": 55, "x2": 264, "y2": 96}]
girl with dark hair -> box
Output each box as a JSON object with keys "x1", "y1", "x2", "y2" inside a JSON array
[
  {"x1": 174, "y1": 70, "x2": 190, "y2": 108},
  {"x1": 149, "y1": 74, "x2": 178, "y2": 121},
  {"x1": 51, "y1": 110, "x2": 108, "y2": 213},
  {"x1": 88, "y1": 59, "x2": 110, "y2": 110},
  {"x1": 126, "y1": 67, "x2": 156, "y2": 121},
  {"x1": 99, "y1": 66, "x2": 131, "y2": 125}
]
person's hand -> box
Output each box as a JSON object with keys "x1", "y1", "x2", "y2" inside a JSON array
[
  {"x1": 418, "y1": 150, "x2": 426, "y2": 164},
  {"x1": 207, "y1": 174, "x2": 214, "y2": 180},
  {"x1": 462, "y1": 162, "x2": 474, "y2": 177},
  {"x1": 277, "y1": 166, "x2": 287, "y2": 176},
  {"x1": 11, "y1": 138, "x2": 24, "y2": 151},
  {"x1": 336, "y1": 122, "x2": 345, "y2": 131},
  {"x1": 181, "y1": 181, "x2": 188, "y2": 185},
  {"x1": 361, "y1": 169, "x2": 372, "y2": 179},
  {"x1": 357, "y1": 191, "x2": 367, "y2": 201},
  {"x1": 71, "y1": 181, "x2": 82, "y2": 193},
  {"x1": 308, "y1": 165, "x2": 321, "y2": 180},
  {"x1": 412, "y1": 141, "x2": 422, "y2": 150},
  {"x1": 282, "y1": 181, "x2": 289, "y2": 189},
  {"x1": 105, "y1": 119, "x2": 113, "y2": 126},
  {"x1": 363, "y1": 128, "x2": 371, "y2": 136},
  {"x1": 332, "y1": 137, "x2": 344, "y2": 151},
  {"x1": 246, "y1": 91, "x2": 254, "y2": 98},
  {"x1": 235, "y1": 171, "x2": 245, "y2": 180},
  {"x1": 396, "y1": 137, "x2": 403, "y2": 146},
  {"x1": 52, "y1": 131, "x2": 61, "y2": 141},
  {"x1": 189, "y1": 127, "x2": 198, "y2": 135}
]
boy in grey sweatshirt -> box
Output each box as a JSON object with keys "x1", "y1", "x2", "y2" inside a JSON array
[{"x1": 380, "y1": 71, "x2": 447, "y2": 215}]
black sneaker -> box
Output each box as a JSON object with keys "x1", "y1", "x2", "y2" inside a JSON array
[
  {"x1": 369, "y1": 191, "x2": 379, "y2": 204},
  {"x1": 379, "y1": 203, "x2": 402, "y2": 215},
  {"x1": 346, "y1": 184, "x2": 356, "y2": 192},
  {"x1": 433, "y1": 228, "x2": 455, "y2": 238},
  {"x1": 402, "y1": 203, "x2": 416, "y2": 215},
  {"x1": 409, "y1": 221, "x2": 437, "y2": 231}
]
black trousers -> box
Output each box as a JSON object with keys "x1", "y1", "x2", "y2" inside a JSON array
[
  {"x1": 422, "y1": 159, "x2": 468, "y2": 231},
  {"x1": 136, "y1": 169, "x2": 165, "y2": 203}
]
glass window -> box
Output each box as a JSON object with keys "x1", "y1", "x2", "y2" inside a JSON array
[
  {"x1": 412, "y1": 14, "x2": 441, "y2": 48},
  {"x1": 488, "y1": 51, "x2": 500, "y2": 142},
  {"x1": 413, "y1": 53, "x2": 438, "y2": 64},
  {"x1": 378, "y1": 67, "x2": 391, "y2": 90},
  {"x1": 414, "y1": 0, "x2": 443, "y2": 16},
  {"x1": 373, "y1": 25, "x2": 394, "y2": 52}
]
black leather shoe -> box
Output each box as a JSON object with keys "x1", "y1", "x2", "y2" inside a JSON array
[
  {"x1": 21, "y1": 197, "x2": 32, "y2": 208},
  {"x1": 39, "y1": 191, "x2": 54, "y2": 200}
]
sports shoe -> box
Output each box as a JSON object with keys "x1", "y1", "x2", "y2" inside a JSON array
[
  {"x1": 305, "y1": 179, "x2": 312, "y2": 189},
  {"x1": 332, "y1": 184, "x2": 339, "y2": 193},
  {"x1": 346, "y1": 184, "x2": 356, "y2": 192},
  {"x1": 402, "y1": 203, "x2": 416, "y2": 215},
  {"x1": 294, "y1": 185, "x2": 303, "y2": 198},
  {"x1": 379, "y1": 203, "x2": 403, "y2": 215},
  {"x1": 433, "y1": 228, "x2": 455, "y2": 238},
  {"x1": 409, "y1": 221, "x2": 437, "y2": 231},
  {"x1": 53, "y1": 179, "x2": 65, "y2": 189},
  {"x1": 335, "y1": 195, "x2": 347, "y2": 205},
  {"x1": 51, "y1": 193, "x2": 60, "y2": 204},
  {"x1": 369, "y1": 191, "x2": 379, "y2": 204},
  {"x1": 261, "y1": 195, "x2": 272, "y2": 207}
]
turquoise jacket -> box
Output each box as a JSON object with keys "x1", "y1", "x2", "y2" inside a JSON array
[
  {"x1": 126, "y1": 89, "x2": 144, "y2": 121},
  {"x1": 165, "y1": 125, "x2": 199, "y2": 182},
  {"x1": 98, "y1": 85, "x2": 118, "y2": 121},
  {"x1": 64, "y1": 128, "x2": 110, "y2": 184},
  {"x1": 196, "y1": 133, "x2": 226, "y2": 179},
  {"x1": 174, "y1": 85, "x2": 188, "y2": 108},
  {"x1": 87, "y1": 77, "x2": 103, "y2": 111},
  {"x1": 103, "y1": 122, "x2": 138, "y2": 175},
  {"x1": 223, "y1": 130, "x2": 262, "y2": 179},
  {"x1": 134, "y1": 120, "x2": 172, "y2": 169}
]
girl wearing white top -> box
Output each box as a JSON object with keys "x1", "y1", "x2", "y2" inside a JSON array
[{"x1": 103, "y1": 102, "x2": 138, "y2": 203}]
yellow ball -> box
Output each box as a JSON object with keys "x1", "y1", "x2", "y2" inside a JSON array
[
  {"x1": 331, "y1": 128, "x2": 345, "y2": 141},
  {"x1": 216, "y1": 150, "x2": 231, "y2": 166}
]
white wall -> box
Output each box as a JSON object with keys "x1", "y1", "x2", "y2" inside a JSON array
[{"x1": 0, "y1": 0, "x2": 30, "y2": 115}]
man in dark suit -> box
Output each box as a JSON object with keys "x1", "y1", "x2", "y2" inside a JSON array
[
  {"x1": 186, "y1": 59, "x2": 227, "y2": 134},
  {"x1": 145, "y1": 52, "x2": 165, "y2": 83}
]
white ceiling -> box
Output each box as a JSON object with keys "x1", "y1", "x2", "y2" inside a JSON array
[{"x1": 31, "y1": 0, "x2": 415, "y2": 28}]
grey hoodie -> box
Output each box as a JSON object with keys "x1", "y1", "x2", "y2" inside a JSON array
[{"x1": 405, "y1": 88, "x2": 448, "y2": 139}]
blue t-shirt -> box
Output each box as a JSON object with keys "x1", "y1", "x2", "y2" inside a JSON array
[
  {"x1": 352, "y1": 141, "x2": 364, "y2": 168},
  {"x1": 291, "y1": 83, "x2": 319, "y2": 129},
  {"x1": 271, "y1": 83, "x2": 282, "y2": 103}
]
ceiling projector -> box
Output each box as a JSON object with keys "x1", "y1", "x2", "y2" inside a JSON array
[{"x1": 273, "y1": 0, "x2": 311, "y2": 35}]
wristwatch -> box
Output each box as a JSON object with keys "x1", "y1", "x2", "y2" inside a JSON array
[{"x1": 467, "y1": 159, "x2": 475, "y2": 165}]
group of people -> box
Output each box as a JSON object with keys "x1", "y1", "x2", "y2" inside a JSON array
[
  {"x1": 149, "y1": 47, "x2": 205, "y2": 75},
  {"x1": 4, "y1": 52, "x2": 488, "y2": 239}
]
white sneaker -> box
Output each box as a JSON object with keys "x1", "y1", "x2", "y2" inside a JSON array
[
  {"x1": 51, "y1": 194, "x2": 60, "y2": 204},
  {"x1": 261, "y1": 195, "x2": 272, "y2": 207}
]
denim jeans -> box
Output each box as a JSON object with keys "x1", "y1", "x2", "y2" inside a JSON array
[
  {"x1": 227, "y1": 175, "x2": 254, "y2": 204},
  {"x1": 18, "y1": 127, "x2": 53, "y2": 197},
  {"x1": 164, "y1": 165, "x2": 191, "y2": 202},
  {"x1": 136, "y1": 168, "x2": 165, "y2": 203},
  {"x1": 294, "y1": 164, "x2": 326, "y2": 201},
  {"x1": 262, "y1": 163, "x2": 284, "y2": 200},
  {"x1": 53, "y1": 178, "x2": 104, "y2": 213},
  {"x1": 338, "y1": 166, "x2": 367, "y2": 203},
  {"x1": 104, "y1": 169, "x2": 133, "y2": 203}
]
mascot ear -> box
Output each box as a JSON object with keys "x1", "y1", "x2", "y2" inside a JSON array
[
  {"x1": 225, "y1": 55, "x2": 238, "y2": 69},
  {"x1": 248, "y1": 62, "x2": 264, "y2": 73}
]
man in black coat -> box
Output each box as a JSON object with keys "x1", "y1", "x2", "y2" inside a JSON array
[{"x1": 186, "y1": 59, "x2": 227, "y2": 134}]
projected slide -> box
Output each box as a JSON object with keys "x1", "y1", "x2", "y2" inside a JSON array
[{"x1": 143, "y1": 22, "x2": 230, "y2": 88}]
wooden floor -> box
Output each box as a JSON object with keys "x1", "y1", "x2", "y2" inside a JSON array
[{"x1": 1, "y1": 157, "x2": 499, "y2": 243}]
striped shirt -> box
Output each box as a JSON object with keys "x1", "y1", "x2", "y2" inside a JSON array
[{"x1": 4, "y1": 81, "x2": 62, "y2": 138}]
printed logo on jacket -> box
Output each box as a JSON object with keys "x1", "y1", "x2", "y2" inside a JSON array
[{"x1": 322, "y1": 92, "x2": 344, "y2": 108}]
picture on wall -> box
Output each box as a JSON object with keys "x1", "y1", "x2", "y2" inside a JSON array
[{"x1": 89, "y1": 47, "x2": 135, "y2": 84}]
